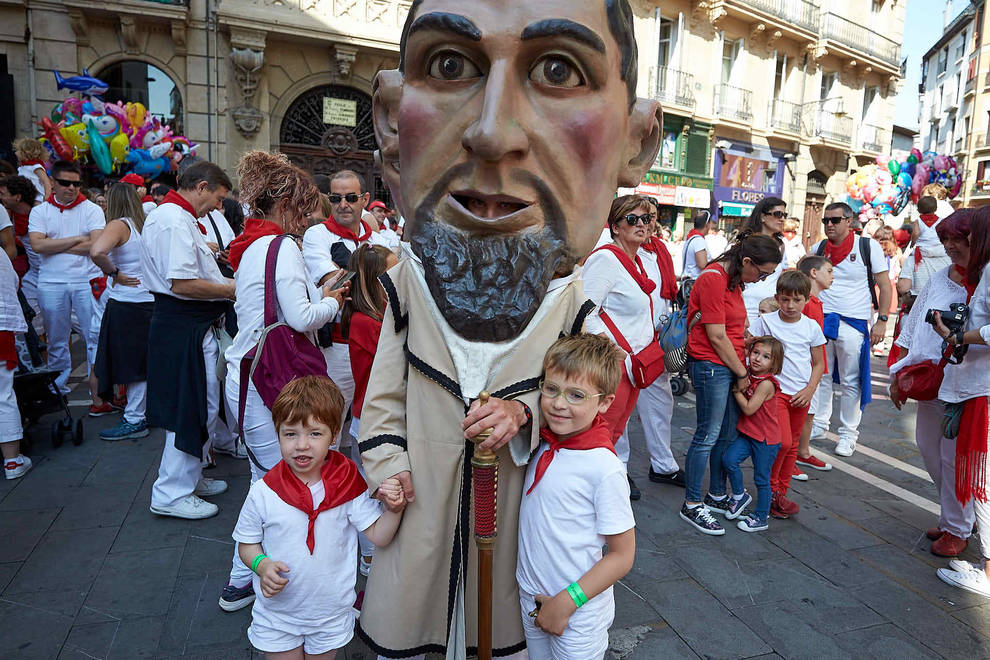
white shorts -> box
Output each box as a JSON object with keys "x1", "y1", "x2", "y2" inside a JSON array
[
  {"x1": 248, "y1": 620, "x2": 351, "y2": 655},
  {"x1": 519, "y1": 592, "x2": 611, "y2": 660}
]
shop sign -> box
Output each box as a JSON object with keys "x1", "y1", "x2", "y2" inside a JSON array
[
  {"x1": 720, "y1": 202, "x2": 756, "y2": 217},
  {"x1": 323, "y1": 97, "x2": 357, "y2": 126},
  {"x1": 635, "y1": 181, "x2": 677, "y2": 204},
  {"x1": 674, "y1": 186, "x2": 710, "y2": 208},
  {"x1": 712, "y1": 140, "x2": 784, "y2": 210},
  {"x1": 643, "y1": 170, "x2": 713, "y2": 190}
]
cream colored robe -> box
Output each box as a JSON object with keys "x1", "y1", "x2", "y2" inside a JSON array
[{"x1": 356, "y1": 256, "x2": 593, "y2": 658}]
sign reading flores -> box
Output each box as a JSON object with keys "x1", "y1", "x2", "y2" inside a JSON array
[{"x1": 323, "y1": 97, "x2": 357, "y2": 127}]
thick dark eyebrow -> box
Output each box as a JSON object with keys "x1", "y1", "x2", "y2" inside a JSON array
[
  {"x1": 520, "y1": 19, "x2": 606, "y2": 53},
  {"x1": 406, "y1": 12, "x2": 482, "y2": 42}
]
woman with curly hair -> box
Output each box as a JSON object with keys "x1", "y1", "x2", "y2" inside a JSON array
[{"x1": 218, "y1": 151, "x2": 351, "y2": 613}]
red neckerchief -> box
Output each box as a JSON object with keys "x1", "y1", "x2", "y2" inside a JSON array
[
  {"x1": 0, "y1": 331, "x2": 16, "y2": 370},
  {"x1": 526, "y1": 415, "x2": 614, "y2": 495},
  {"x1": 823, "y1": 231, "x2": 855, "y2": 266},
  {"x1": 46, "y1": 193, "x2": 86, "y2": 212},
  {"x1": 685, "y1": 229, "x2": 706, "y2": 242},
  {"x1": 592, "y1": 244, "x2": 657, "y2": 295},
  {"x1": 954, "y1": 265, "x2": 977, "y2": 301},
  {"x1": 141, "y1": 195, "x2": 154, "y2": 204},
  {"x1": 263, "y1": 451, "x2": 368, "y2": 554},
  {"x1": 640, "y1": 237, "x2": 678, "y2": 301},
  {"x1": 956, "y1": 397, "x2": 989, "y2": 505},
  {"x1": 919, "y1": 213, "x2": 939, "y2": 228},
  {"x1": 323, "y1": 215, "x2": 371, "y2": 242},
  {"x1": 162, "y1": 190, "x2": 197, "y2": 217},
  {"x1": 20, "y1": 160, "x2": 45, "y2": 168},
  {"x1": 744, "y1": 372, "x2": 778, "y2": 398},
  {"x1": 227, "y1": 219, "x2": 283, "y2": 271},
  {"x1": 11, "y1": 211, "x2": 28, "y2": 237}
]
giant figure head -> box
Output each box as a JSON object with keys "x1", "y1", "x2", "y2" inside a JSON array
[{"x1": 373, "y1": 0, "x2": 661, "y2": 342}]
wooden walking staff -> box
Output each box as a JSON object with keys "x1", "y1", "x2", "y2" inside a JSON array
[{"x1": 470, "y1": 391, "x2": 498, "y2": 660}]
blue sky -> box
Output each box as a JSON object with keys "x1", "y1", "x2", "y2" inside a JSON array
[{"x1": 894, "y1": 0, "x2": 968, "y2": 128}]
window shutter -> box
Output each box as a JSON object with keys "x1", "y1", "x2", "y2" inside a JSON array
[{"x1": 684, "y1": 125, "x2": 711, "y2": 176}]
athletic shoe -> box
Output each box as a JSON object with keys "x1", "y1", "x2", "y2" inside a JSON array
[
  {"x1": 649, "y1": 467, "x2": 686, "y2": 487},
  {"x1": 703, "y1": 492, "x2": 731, "y2": 516},
  {"x1": 99, "y1": 419, "x2": 149, "y2": 441},
  {"x1": 792, "y1": 467, "x2": 809, "y2": 482},
  {"x1": 931, "y1": 531, "x2": 968, "y2": 557},
  {"x1": 724, "y1": 491, "x2": 752, "y2": 520},
  {"x1": 770, "y1": 491, "x2": 800, "y2": 519},
  {"x1": 937, "y1": 567, "x2": 990, "y2": 598},
  {"x1": 88, "y1": 402, "x2": 117, "y2": 417},
  {"x1": 737, "y1": 515, "x2": 769, "y2": 532},
  {"x1": 4, "y1": 455, "x2": 32, "y2": 480},
  {"x1": 949, "y1": 558, "x2": 985, "y2": 573},
  {"x1": 218, "y1": 581, "x2": 255, "y2": 612},
  {"x1": 834, "y1": 439, "x2": 856, "y2": 457},
  {"x1": 796, "y1": 455, "x2": 832, "y2": 471},
  {"x1": 810, "y1": 428, "x2": 828, "y2": 442},
  {"x1": 359, "y1": 555, "x2": 372, "y2": 577},
  {"x1": 627, "y1": 476, "x2": 641, "y2": 501},
  {"x1": 150, "y1": 494, "x2": 219, "y2": 520},
  {"x1": 194, "y1": 478, "x2": 228, "y2": 497},
  {"x1": 213, "y1": 444, "x2": 249, "y2": 460},
  {"x1": 927, "y1": 527, "x2": 945, "y2": 541},
  {"x1": 679, "y1": 503, "x2": 725, "y2": 536},
  {"x1": 110, "y1": 396, "x2": 126, "y2": 411}
]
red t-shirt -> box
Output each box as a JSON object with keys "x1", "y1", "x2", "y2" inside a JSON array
[
  {"x1": 686, "y1": 264, "x2": 747, "y2": 365},
  {"x1": 347, "y1": 311, "x2": 383, "y2": 419},
  {"x1": 736, "y1": 374, "x2": 781, "y2": 444},
  {"x1": 803, "y1": 295, "x2": 828, "y2": 373}
]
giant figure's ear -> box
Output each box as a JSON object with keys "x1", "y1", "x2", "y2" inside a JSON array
[
  {"x1": 372, "y1": 70, "x2": 403, "y2": 182},
  {"x1": 617, "y1": 98, "x2": 662, "y2": 188}
]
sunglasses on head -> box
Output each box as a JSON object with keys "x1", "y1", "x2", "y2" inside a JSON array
[
  {"x1": 764, "y1": 210, "x2": 787, "y2": 219},
  {"x1": 328, "y1": 193, "x2": 362, "y2": 204},
  {"x1": 55, "y1": 178, "x2": 82, "y2": 188},
  {"x1": 622, "y1": 212, "x2": 655, "y2": 226},
  {"x1": 822, "y1": 216, "x2": 848, "y2": 225}
]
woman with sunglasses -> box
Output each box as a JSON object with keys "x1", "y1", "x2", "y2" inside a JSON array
[
  {"x1": 583, "y1": 195, "x2": 665, "y2": 500},
  {"x1": 679, "y1": 233, "x2": 782, "y2": 535},
  {"x1": 740, "y1": 197, "x2": 787, "y2": 325}
]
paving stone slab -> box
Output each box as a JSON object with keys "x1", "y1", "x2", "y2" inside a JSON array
[
  {"x1": 831, "y1": 623, "x2": 941, "y2": 660},
  {"x1": 180, "y1": 534, "x2": 239, "y2": 578},
  {"x1": 786, "y1": 485, "x2": 888, "y2": 522},
  {"x1": 84, "y1": 547, "x2": 183, "y2": 619},
  {"x1": 107, "y1": 615, "x2": 167, "y2": 659},
  {"x1": 50, "y1": 484, "x2": 135, "y2": 531},
  {"x1": 608, "y1": 621, "x2": 700, "y2": 659},
  {"x1": 792, "y1": 506, "x2": 884, "y2": 551},
  {"x1": 950, "y1": 601, "x2": 990, "y2": 638},
  {"x1": 0, "y1": 507, "x2": 59, "y2": 561},
  {"x1": 0, "y1": 592, "x2": 75, "y2": 659},
  {"x1": 0, "y1": 561, "x2": 21, "y2": 592},
  {"x1": 856, "y1": 515, "x2": 938, "y2": 559},
  {"x1": 5, "y1": 526, "x2": 117, "y2": 594},
  {"x1": 112, "y1": 508, "x2": 192, "y2": 553},
  {"x1": 763, "y1": 524, "x2": 885, "y2": 589},
  {"x1": 733, "y1": 601, "x2": 853, "y2": 659}
]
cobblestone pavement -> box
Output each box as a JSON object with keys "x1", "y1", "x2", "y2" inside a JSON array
[{"x1": 2, "y1": 356, "x2": 988, "y2": 659}]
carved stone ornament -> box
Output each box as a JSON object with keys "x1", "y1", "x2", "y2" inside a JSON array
[
  {"x1": 68, "y1": 8, "x2": 89, "y2": 47},
  {"x1": 334, "y1": 45, "x2": 358, "y2": 78},
  {"x1": 230, "y1": 46, "x2": 265, "y2": 137},
  {"x1": 322, "y1": 126, "x2": 360, "y2": 155}
]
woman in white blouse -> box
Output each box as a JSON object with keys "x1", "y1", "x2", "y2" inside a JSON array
[
  {"x1": 218, "y1": 151, "x2": 349, "y2": 612},
  {"x1": 584, "y1": 195, "x2": 662, "y2": 500},
  {"x1": 889, "y1": 209, "x2": 975, "y2": 558}
]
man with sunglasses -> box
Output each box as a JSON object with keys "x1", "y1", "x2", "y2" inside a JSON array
[
  {"x1": 810, "y1": 202, "x2": 891, "y2": 457},
  {"x1": 27, "y1": 160, "x2": 105, "y2": 396}
]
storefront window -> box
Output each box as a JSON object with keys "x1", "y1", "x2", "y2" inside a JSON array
[
  {"x1": 660, "y1": 130, "x2": 679, "y2": 169},
  {"x1": 97, "y1": 61, "x2": 183, "y2": 135}
]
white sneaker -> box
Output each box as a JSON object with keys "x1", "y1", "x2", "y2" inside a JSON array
[
  {"x1": 4, "y1": 455, "x2": 32, "y2": 480},
  {"x1": 359, "y1": 555, "x2": 372, "y2": 577},
  {"x1": 194, "y1": 478, "x2": 228, "y2": 497},
  {"x1": 213, "y1": 445, "x2": 249, "y2": 460},
  {"x1": 150, "y1": 494, "x2": 219, "y2": 520},
  {"x1": 810, "y1": 428, "x2": 828, "y2": 442},
  {"x1": 937, "y1": 567, "x2": 990, "y2": 598},
  {"x1": 834, "y1": 439, "x2": 856, "y2": 457},
  {"x1": 949, "y1": 558, "x2": 985, "y2": 573}
]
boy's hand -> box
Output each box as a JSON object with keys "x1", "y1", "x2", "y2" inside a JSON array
[
  {"x1": 790, "y1": 386, "x2": 814, "y2": 409},
  {"x1": 257, "y1": 558, "x2": 290, "y2": 598},
  {"x1": 533, "y1": 592, "x2": 577, "y2": 636},
  {"x1": 378, "y1": 477, "x2": 407, "y2": 513}
]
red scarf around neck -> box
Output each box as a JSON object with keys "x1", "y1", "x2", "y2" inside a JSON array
[
  {"x1": 955, "y1": 265, "x2": 978, "y2": 301},
  {"x1": 11, "y1": 211, "x2": 28, "y2": 237},
  {"x1": 641, "y1": 237, "x2": 678, "y2": 301},
  {"x1": 141, "y1": 194, "x2": 154, "y2": 204},
  {"x1": 46, "y1": 193, "x2": 86, "y2": 212},
  {"x1": 526, "y1": 415, "x2": 615, "y2": 494},
  {"x1": 919, "y1": 213, "x2": 939, "y2": 228},
  {"x1": 823, "y1": 231, "x2": 855, "y2": 266},
  {"x1": 685, "y1": 228, "x2": 706, "y2": 242},
  {"x1": 324, "y1": 216, "x2": 371, "y2": 242},
  {"x1": 227, "y1": 219, "x2": 283, "y2": 271},
  {"x1": 263, "y1": 450, "x2": 368, "y2": 554},
  {"x1": 593, "y1": 244, "x2": 657, "y2": 295},
  {"x1": 20, "y1": 160, "x2": 45, "y2": 168},
  {"x1": 162, "y1": 190, "x2": 197, "y2": 217}
]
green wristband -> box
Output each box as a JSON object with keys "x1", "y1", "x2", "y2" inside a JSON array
[
  {"x1": 250, "y1": 553, "x2": 268, "y2": 574},
  {"x1": 567, "y1": 582, "x2": 588, "y2": 608}
]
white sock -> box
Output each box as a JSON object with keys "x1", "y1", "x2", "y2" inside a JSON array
[
  {"x1": 708, "y1": 493, "x2": 727, "y2": 501},
  {"x1": 732, "y1": 492, "x2": 745, "y2": 501}
]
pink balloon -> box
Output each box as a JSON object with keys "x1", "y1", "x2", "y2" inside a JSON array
[
  {"x1": 875, "y1": 155, "x2": 887, "y2": 167},
  {"x1": 951, "y1": 178, "x2": 962, "y2": 198},
  {"x1": 934, "y1": 155, "x2": 949, "y2": 171},
  {"x1": 912, "y1": 171, "x2": 926, "y2": 195}
]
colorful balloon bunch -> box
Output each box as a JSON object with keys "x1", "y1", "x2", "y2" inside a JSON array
[
  {"x1": 845, "y1": 149, "x2": 960, "y2": 221},
  {"x1": 37, "y1": 72, "x2": 197, "y2": 180},
  {"x1": 904, "y1": 149, "x2": 961, "y2": 200}
]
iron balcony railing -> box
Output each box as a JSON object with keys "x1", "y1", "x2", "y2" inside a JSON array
[
  {"x1": 734, "y1": 0, "x2": 820, "y2": 34},
  {"x1": 650, "y1": 66, "x2": 696, "y2": 109},
  {"x1": 804, "y1": 100, "x2": 852, "y2": 145},
  {"x1": 769, "y1": 99, "x2": 802, "y2": 133},
  {"x1": 820, "y1": 12, "x2": 900, "y2": 67},
  {"x1": 715, "y1": 84, "x2": 753, "y2": 122},
  {"x1": 858, "y1": 123, "x2": 887, "y2": 154}
]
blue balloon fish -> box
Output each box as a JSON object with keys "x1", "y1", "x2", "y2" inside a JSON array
[{"x1": 54, "y1": 69, "x2": 108, "y2": 96}]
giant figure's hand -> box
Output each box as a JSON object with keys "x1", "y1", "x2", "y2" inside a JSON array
[
  {"x1": 390, "y1": 470, "x2": 416, "y2": 503},
  {"x1": 462, "y1": 397, "x2": 528, "y2": 452}
]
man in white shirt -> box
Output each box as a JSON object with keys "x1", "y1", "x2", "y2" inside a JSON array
[
  {"x1": 27, "y1": 161, "x2": 105, "y2": 395},
  {"x1": 811, "y1": 202, "x2": 891, "y2": 457},
  {"x1": 681, "y1": 210, "x2": 713, "y2": 281},
  {"x1": 142, "y1": 161, "x2": 235, "y2": 521},
  {"x1": 705, "y1": 228, "x2": 728, "y2": 259}
]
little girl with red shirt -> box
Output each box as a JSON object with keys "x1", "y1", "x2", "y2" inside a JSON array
[{"x1": 721, "y1": 336, "x2": 785, "y2": 532}]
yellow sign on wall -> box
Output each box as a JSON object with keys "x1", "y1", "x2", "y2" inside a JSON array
[{"x1": 323, "y1": 98, "x2": 357, "y2": 127}]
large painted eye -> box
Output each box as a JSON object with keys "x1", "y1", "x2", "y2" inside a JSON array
[
  {"x1": 428, "y1": 51, "x2": 482, "y2": 80},
  {"x1": 529, "y1": 56, "x2": 585, "y2": 88}
]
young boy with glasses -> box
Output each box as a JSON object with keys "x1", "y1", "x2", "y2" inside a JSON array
[{"x1": 516, "y1": 334, "x2": 636, "y2": 658}]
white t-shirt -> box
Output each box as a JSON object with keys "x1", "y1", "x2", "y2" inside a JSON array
[
  {"x1": 0, "y1": 220, "x2": 27, "y2": 333},
  {"x1": 378, "y1": 227, "x2": 401, "y2": 250},
  {"x1": 27, "y1": 199, "x2": 105, "y2": 284},
  {"x1": 201, "y1": 209, "x2": 236, "y2": 249},
  {"x1": 741, "y1": 261, "x2": 785, "y2": 327},
  {"x1": 140, "y1": 200, "x2": 229, "y2": 300},
  {"x1": 301, "y1": 222, "x2": 391, "y2": 284},
  {"x1": 17, "y1": 164, "x2": 45, "y2": 201},
  {"x1": 583, "y1": 248, "x2": 658, "y2": 354},
  {"x1": 516, "y1": 445, "x2": 634, "y2": 612},
  {"x1": 232, "y1": 477, "x2": 383, "y2": 635},
  {"x1": 681, "y1": 234, "x2": 709, "y2": 280},
  {"x1": 783, "y1": 234, "x2": 806, "y2": 269},
  {"x1": 750, "y1": 311, "x2": 825, "y2": 395},
  {"x1": 705, "y1": 232, "x2": 728, "y2": 259},
  {"x1": 815, "y1": 237, "x2": 888, "y2": 319},
  {"x1": 142, "y1": 200, "x2": 157, "y2": 216}
]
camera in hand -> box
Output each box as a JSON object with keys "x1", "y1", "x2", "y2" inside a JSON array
[{"x1": 925, "y1": 302, "x2": 970, "y2": 363}]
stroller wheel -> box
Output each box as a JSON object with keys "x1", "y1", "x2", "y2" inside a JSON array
[
  {"x1": 671, "y1": 376, "x2": 688, "y2": 397},
  {"x1": 52, "y1": 418, "x2": 69, "y2": 448},
  {"x1": 73, "y1": 419, "x2": 84, "y2": 446}
]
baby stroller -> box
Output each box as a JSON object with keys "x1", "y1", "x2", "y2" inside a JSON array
[{"x1": 657, "y1": 278, "x2": 695, "y2": 397}]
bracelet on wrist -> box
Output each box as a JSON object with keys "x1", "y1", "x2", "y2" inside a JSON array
[
  {"x1": 250, "y1": 553, "x2": 268, "y2": 574},
  {"x1": 566, "y1": 581, "x2": 589, "y2": 609}
]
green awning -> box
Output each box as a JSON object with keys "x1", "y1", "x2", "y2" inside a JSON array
[{"x1": 720, "y1": 202, "x2": 755, "y2": 217}]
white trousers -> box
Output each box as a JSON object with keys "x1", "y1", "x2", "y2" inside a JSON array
[
  {"x1": 520, "y1": 592, "x2": 609, "y2": 660},
  {"x1": 616, "y1": 374, "x2": 677, "y2": 474},
  {"x1": 0, "y1": 366, "x2": 22, "y2": 442},
  {"x1": 150, "y1": 331, "x2": 219, "y2": 508},
  {"x1": 915, "y1": 400, "x2": 974, "y2": 539},
  {"x1": 812, "y1": 321, "x2": 866, "y2": 443},
  {"x1": 327, "y1": 342, "x2": 355, "y2": 446},
  {"x1": 20, "y1": 239, "x2": 43, "y2": 335},
  {"x1": 38, "y1": 281, "x2": 96, "y2": 394},
  {"x1": 123, "y1": 381, "x2": 147, "y2": 425}
]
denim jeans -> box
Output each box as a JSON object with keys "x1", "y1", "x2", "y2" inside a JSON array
[
  {"x1": 685, "y1": 359, "x2": 740, "y2": 502},
  {"x1": 723, "y1": 432, "x2": 781, "y2": 521}
]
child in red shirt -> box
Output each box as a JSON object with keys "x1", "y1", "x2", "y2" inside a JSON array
[{"x1": 795, "y1": 255, "x2": 834, "y2": 474}]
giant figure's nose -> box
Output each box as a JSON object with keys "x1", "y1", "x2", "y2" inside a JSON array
[{"x1": 461, "y1": 61, "x2": 530, "y2": 163}]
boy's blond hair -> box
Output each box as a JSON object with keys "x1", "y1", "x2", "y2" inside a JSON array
[
  {"x1": 13, "y1": 138, "x2": 48, "y2": 163},
  {"x1": 543, "y1": 334, "x2": 624, "y2": 396}
]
